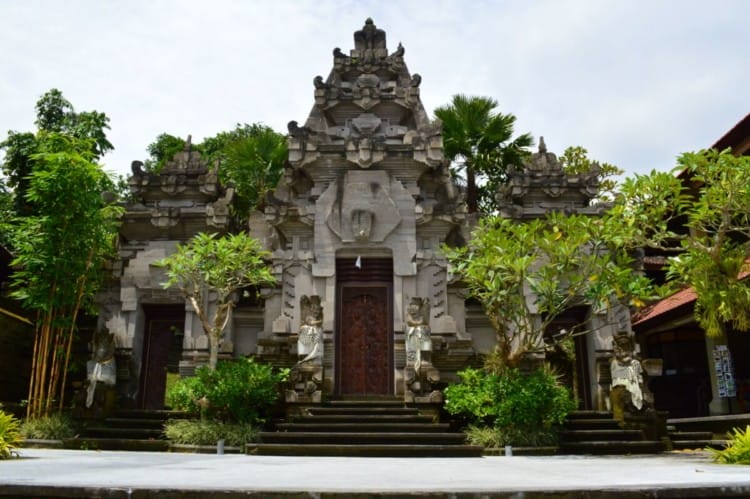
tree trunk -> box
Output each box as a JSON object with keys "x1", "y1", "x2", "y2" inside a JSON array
[
  {"x1": 466, "y1": 164, "x2": 478, "y2": 214},
  {"x1": 209, "y1": 328, "x2": 219, "y2": 370}
]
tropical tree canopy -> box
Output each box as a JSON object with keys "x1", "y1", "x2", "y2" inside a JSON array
[
  {"x1": 435, "y1": 94, "x2": 532, "y2": 214},
  {"x1": 611, "y1": 148, "x2": 750, "y2": 336},
  {"x1": 157, "y1": 232, "x2": 276, "y2": 369},
  {"x1": 445, "y1": 211, "x2": 657, "y2": 368},
  {"x1": 142, "y1": 123, "x2": 286, "y2": 216}
]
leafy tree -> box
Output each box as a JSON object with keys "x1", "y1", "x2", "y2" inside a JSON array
[
  {"x1": 142, "y1": 124, "x2": 286, "y2": 215},
  {"x1": 157, "y1": 232, "x2": 276, "y2": 369},
  {"x1": 444, "y1": 211, "x2": 656, "y2": 368},
  {"x1": 611, "y1": 148, "x2": 750, "y2": 337},
  {"x1": 1, "y1": 89, "x2": 113, "y2": 217},
  {"x1": 143, "y1": 133, "x2": 185, "y2": 172},
  {"x1": 434, "y1": 94, "x2": 532, "y2": 214},
  {"x1": 10, "y1": 132, "x2": 122, "y2": 418},
  {"x1": 559, "y1": 146, "x2": 624, "y2": 202}
]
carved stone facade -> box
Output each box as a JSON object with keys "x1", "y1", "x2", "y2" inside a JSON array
[
  {"x1": 256, "y1": 19, "x2": 472, "y2": 403},
  {"x1": 96, "y1": 141, "x2": 256, "y2": 409},
  {"x1": 98, "y1": 20, "x2": 635, "y2": 413},
  {"x1": 498, "y1": 139, "x2": 633, "y2": 410}
]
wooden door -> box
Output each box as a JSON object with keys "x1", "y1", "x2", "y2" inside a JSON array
[
  {"x1": 140, "y1": 306, "x2": 184, "y2": 409},
  {"x1": 335, "y1": 258, "x2": 393, "y2": 396}
]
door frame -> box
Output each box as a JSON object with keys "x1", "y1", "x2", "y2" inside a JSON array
[
  {"x1": 138, "y1": 304, "x2": 184, "y2": 409},
  {"x1": 335, "y1": 277, "x2": 394, "y2": 396}
]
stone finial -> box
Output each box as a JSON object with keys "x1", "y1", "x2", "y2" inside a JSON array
[
  {"x1": 184, "y1": 135, "x2": 192, "y2": 152},
  {"x1": 538, "y1": 136, "x2": 547, "y2": 153},
  {"x1": 354, "y1": 18, "x2": 386, "y2": 50}
]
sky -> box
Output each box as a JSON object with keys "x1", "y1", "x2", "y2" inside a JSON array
[{"x1": 1, "y1": 0, "x2": 748, "y2": 180}]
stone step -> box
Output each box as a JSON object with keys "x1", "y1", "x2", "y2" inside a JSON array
[
  {"x1": 306, "y1": 406, "x2": 420, "y2": 416},
  {"x1": 669, "y1": 431, "x2": 713, "y2": 440},
  {"x1": 559, "y1": 440, "x2": 665, "y2": 455},
  {"x1": 275, "y1": 422, "x2": 451, "y2": 433},
  {"x1": 258, "y1": 431, "x2": 466, "y2": 445},
  {"x1": 326, "y1": 398, "x2": 404, "y2": 407},
  {"x1": 566, "y1": 410, "x2": 615, "y2": 420},
  {"x1": 671, "y1": 439, "x2": 727, "y2": 450},
  {"x1": 563, "y1": 418, "x2": 621, "y2": 430},
  {"x1": 113, "y1": 409, "x2": 187, "y2": 421},
  {"x1": 560, "y1": 429, "x2": 644, "y2": 442},
  {"x1": 290, "y1": 414, "x2": 435, "y2": 424},
  {"x1": 103, "y1": 417, "x2": 167, "y2": 429},
  {"x1": 63, "y1": 437, "x2": 169, "y2": 452},
  {"x1": 79, "y1": 427, "x2": 164, "y2": 440},
  {"x1": 250, "y1": 443, "x2": 483, "y2": 457}
]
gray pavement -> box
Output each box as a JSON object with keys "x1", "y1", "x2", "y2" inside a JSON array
[{"x1": 1, "y1": 448, "x2": 750, "y2": 498}]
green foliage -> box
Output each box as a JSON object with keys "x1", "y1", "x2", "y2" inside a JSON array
[
  {"x1": 20, "y1": 413, "x2": 76, "y2": 440},
  {"x1": 559, "y1": 145, "x2": 624, "y2": 202},
  {"x1": 465, "y1": 424, "x2": 558, "y2": 448},
  {"x1": 10, "y1": 133, "x2": 122, "y2": 312},
  {"x1": 165, "y1": 358, "x2": 288, "y2": 424},
  {"x1": 158, "y1": 232, "x2": 275, "y2": 369},
  {"x1": 1, "y1": 89, "x2": 113, "y2": 218},
  {"x1": 612, "y1": 149, "x2": 750, "y2": 336},
  {"x1": 143, "y1": 133, "x2": 185, "y2": 172},
  {"x1": 445, "y1": 367, "x2": 575, "y2": 446},
  {"x1": 213, "y1": 124, "x2": 286, "y2": 214},
  {"x1": 0, "y1": 410, "x2": 22, "y2": 459},
  {"x1": 163, "y1": 419, "x2": 257, "y2": 447},
  {"x1": 711, "y1": 425, "x2": 750, "y2": 465},
  {"x1": 142, "y1": 124, "x2": 286, "y2": 216},
  {"x1": 445, "y1": 212, "x2": 657, "y2": 365},
  {"x1": 435, "y1": 94, "x2": 532, "y2": 214}
]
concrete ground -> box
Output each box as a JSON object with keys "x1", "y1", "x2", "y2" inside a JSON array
[{"x1": 1, "y1": 448, "x2": 750, "y2": 498}]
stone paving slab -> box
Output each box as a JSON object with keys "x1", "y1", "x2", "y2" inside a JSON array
[{"x1": 1, "y1": 448, "x2": 750, "y2": 498}]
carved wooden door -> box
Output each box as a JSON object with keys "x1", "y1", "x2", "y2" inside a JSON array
[
  {"x1": 338, "y1": 284, "x2": 392, "y2": 395},
  {"x1": 140, "y1": 305, "x2": 184, "y2": 409}
]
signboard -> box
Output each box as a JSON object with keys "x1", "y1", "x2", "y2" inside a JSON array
[{"x1": 713, "y1": 345, "x2": 736, "y2": 398}]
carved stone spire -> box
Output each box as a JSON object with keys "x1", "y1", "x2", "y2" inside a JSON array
[{"x1": 353, "y1": 18, "x2": 386, "y2": 50}]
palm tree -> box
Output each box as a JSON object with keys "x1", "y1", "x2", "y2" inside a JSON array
[{"x1": 435, "y1": 94, "x2": 532, "y2": 214}]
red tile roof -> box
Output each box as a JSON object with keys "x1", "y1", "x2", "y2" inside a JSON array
[{"x1": 632, "y1": 287, "x2": 697, "y2": 326}]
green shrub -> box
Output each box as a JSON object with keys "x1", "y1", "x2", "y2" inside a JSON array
[
  {"x1": 0, "y1": 410, "x2": 22, "y2": 459},
  {"x1": 166, "y1": 358, "x2": 288, "y2": 424},
  {"x1": 712, "y1": 425, "x2": 750, "y2": 465},
  {"x1": 164, "y1": 419, "x2": 257, "y2": 447},
  {"x1": 445, "y1": 365, "x2": 575, "y2": 446},
  {"x1": 20, "y1": 413, "x2": 77, "y2": 440},
  {"x1": 465, "y1": 424, "x2": 558, "y2": 447}
]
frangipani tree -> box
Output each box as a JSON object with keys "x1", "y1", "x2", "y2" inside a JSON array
[
  {"x1": 611, "y1": 148, "x2": 750, "y2": 336},
  {"x1": 445, "y1": 211, "x2": 657, "y2": 369},
  {"x1": 157, "y1": 232, "x2": 276, "y2": 370}
]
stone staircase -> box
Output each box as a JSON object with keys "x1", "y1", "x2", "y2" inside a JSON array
[
  {"x1": 559, "y1": 410, "x2": 665, "y2": 455},
  {"x1": 252, "y1": 398, "x2": 483, "y2": 457},
  {"x1": 68, "y1": 410, "x2": 184, "y2": 451}
]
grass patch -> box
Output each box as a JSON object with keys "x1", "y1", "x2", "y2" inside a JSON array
[
  {"x1": 163, "y1": 419, "x2": 257, "y2": 448},
  {"x1": 465, "y1": 424, "x2": 559, "y2": 448},
  {"x1": 20, "y1": 413, "x2": 77, "y2": 440}
]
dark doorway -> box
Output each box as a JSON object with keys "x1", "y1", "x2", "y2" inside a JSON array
[
  {"x1": 545, "y1": 306, "x2": 592, "y2": 409},
  {"x1": 336, "y1": 258, "x2": 393, "y2": 396},
  {"x1": 139, "y1": 304, "x2": 184, "y2": 410}
]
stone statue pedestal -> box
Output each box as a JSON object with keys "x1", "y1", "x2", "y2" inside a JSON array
[
  {"x1": 286, "y1": 364, "x2": 323, "y2": 404},
  {"x1": 403, "y1": 365, "x2": 442, "y2": 403}
]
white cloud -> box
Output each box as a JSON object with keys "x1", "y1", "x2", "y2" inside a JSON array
[{"x1": 1, "y1": 0, "x2": 747, "y2": 179}]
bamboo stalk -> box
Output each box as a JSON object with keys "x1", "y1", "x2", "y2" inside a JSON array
[
  {"x1": 26, "y1": 312, "x2": 42, "y2": 419},
  {"x1": 59, "y1": 271, "x2": 89, "y2": 411}
]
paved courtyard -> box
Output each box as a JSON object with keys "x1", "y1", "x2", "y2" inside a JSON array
[{"x1": 1, "y1": 448, "x2": 750, "y2": 498}]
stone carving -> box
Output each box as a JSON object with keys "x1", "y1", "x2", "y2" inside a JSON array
[
  {"x1": 297, "y1": 295, "x2": 323, "y2": 366},
  {"x1": 287, "y1": 295, "x2": 324, "y2": 403},
  {"x1": 85, "y1": 329, "x2": 117, "y2": 409},
  {"x1": 405, "y1": 297, "x2": 432, "y2": 373},
  {"x1": 609, "y1": 332, "x2": 644, "y2": 423},
  {"x1": 404, "y1": 297, "x2": 442, "y2": 403}
]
